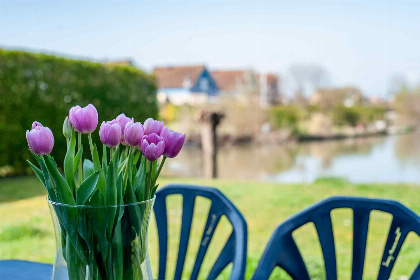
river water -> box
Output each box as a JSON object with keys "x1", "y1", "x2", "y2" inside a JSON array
[{"x1": 162, "y1": 132, "x2": 420, "y2": 184}]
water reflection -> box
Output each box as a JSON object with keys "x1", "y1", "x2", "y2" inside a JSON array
[{"x1": 162, "y1": 132, "x2": 420, "y2": 184}]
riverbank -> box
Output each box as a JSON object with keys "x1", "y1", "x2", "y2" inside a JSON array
[
  {"x1": 186, "y1": 125, "x2": 412, "y2": 148},
  {"x1": 0, "y1": 176, "x2": 419, "y2": 279},
  {"x1": 168, "y1": 132, "x2": 420, "y2": 184}
]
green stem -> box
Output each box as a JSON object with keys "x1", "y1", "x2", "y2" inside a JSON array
[
  {"x1": 124, "y1": 146, "x2": 128, "y2": 158},
  {"x1": 155, "y1": 156, "x2": 166, "y2": 182},
  {"x1": 110, "y1": 148, "x2": 114, "y2": 160},
  {"x1": 147, "y1": 161, "x2": 153, "y2": 199},
  {"x1": 102, "y1": 144, "x2": 107, "y2": 167},
  {"x1": 88, "y1": 133, "x2": 94, "y2": 160},
  {"x1": 138, "y1": 153, "x2": 143, "y2": 167},
  {"x1": 78, "y1": 133, "x2": 83, "y2": 185},
  {"x1": 122, "y1": 148, "x2": 133, "y2": 188}
]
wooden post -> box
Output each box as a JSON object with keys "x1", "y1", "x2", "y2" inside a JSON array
[{"x1": 197, "y1": 109, "x2": 224, "y2": 178}]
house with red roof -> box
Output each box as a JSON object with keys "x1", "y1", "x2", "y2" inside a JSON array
[{"x1": 211, "y1": 69, "x2": 281, "y2": 106}]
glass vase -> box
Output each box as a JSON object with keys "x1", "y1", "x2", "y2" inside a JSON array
[{"x1": 48, "y1": 196, "x2": 155, "y2": 280}]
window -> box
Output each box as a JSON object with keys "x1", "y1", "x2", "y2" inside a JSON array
[{"x1": 199, "y1": 77, "x2": 209, "y2": 92}]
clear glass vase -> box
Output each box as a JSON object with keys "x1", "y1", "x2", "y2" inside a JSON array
[{"x1": 48, "y1": 196, "x2": 155, "y2": 280}]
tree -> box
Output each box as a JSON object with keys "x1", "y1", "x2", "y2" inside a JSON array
[{"x1": 288, "y1": 64, "x2": 330, "y2": 96}]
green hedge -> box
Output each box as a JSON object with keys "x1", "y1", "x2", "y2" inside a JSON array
[
  {"x1": 268, "y1": 106, "x2": 300, "y2": 129},
  {"x1": 333, "y1": 105, "x2": 387, "y2": 127},
  {"x1": 0, "y1": 49, "x2": 157, "y2": 176}
]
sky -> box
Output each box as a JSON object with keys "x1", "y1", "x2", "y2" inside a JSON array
[{"x1": 1, "y1": 0, "x2": 420, "y2": 97}]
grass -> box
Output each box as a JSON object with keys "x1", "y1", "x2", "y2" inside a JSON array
[{"x1": 0, "y1": 176, "x2": 419, "y2": 279}]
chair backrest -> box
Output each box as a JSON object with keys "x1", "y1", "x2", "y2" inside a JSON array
[
  {"x1": 251, "y1": 196, "x2": 420, "y2": 280},
  {"x1": 153, "y1": 184, "x2": 247, "y2": 280}
]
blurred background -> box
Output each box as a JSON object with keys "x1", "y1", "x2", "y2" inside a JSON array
[
  {"x1": 1, "y1": 1, "x2": 420, "y2": 279},
  {"x1": 1, "y1": 1, "x2": 420, "y2": 183}
]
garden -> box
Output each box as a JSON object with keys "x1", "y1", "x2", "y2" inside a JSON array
[{"x1": 1, "y1": 176, "x2": 419, "y2": 279}]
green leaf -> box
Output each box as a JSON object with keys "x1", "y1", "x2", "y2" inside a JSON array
[
  {"x1": 44, "y1": 155, "x2": 75, "y2": 205},
  {"x1": 112, "y1": 221, "x2": 123, "y2": 280},
  {"x1": 76, "y1": 171, "x2": 99, "y2": 205},
  {"x1": 127, "y1": 149, "x2": 134, "y2": 188},
  {"x1": 83, "y1": 159, "x2": 94, "y2": 180},
  {"x1": 77, "y1": 208, "x2": 90, "y2": 250},
  {"x1": 73, "y1": 146, "x2": 83, "y2": 175},
  {"x1": 105, "y1": 159, "x2": 117, "y2": 239},
  {"x1": 27, "y1": 160, "x2": 57, "y2": 201},
  {"x1": 97, "y1": 170, "x2": 106, "y2": 196},
  {"x1": 133, "y1": 150, "x2": 141, "y2": 166},
  {"x1": 119, "y1": 146, "x2": 127, "y2": 166},
  {"x1": 64, "y1": 130, "x2": 76, "y2": 195},
  {"x1": 116, "y1": 172, "x2": 123, "y2": 205},
  {"x1": 89, "y1": 190, "x2": 108, "y2": 261},
  {"x1": 92, "y1": 145, "x2": 106, "y2": 196},
  {"x1": 92, "y1": 144, "x2": 101, "y2": 172},
  {"x1": 151, "y1": 183, "x2": 159, "y2": 197},
  {"x1": 134, "y1": 159, "x2": 147, "y2": 202},
  {"x1": 29, "y1": 152, "x2": 57, "y2": 202},
  {"x1": 105, "y1": 146, "x2": 121, "y2": 239},
  {"x1": 126, "y1": 181, "x2": 142, "y2": 234},
  {"x1": 105, "y1": 160, "x2": 117, "y2": 206},
  {"x1": 108, "y1": 172, "x2": 125, "y2": 244},
  {"x1": 118, "y1": 157, "x2": 128, "y2": 174},
  {"x1": 27, "y1": 160, "x2": 44, "y2": 184},
  {"x1": 65, "y1": 233, "x2": 82, "y2": 280},
  {"x1": 136, "y1": 158, "x2": 146, "y2": 189}
]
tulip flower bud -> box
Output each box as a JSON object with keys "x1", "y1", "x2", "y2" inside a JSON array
[
  {"x1": 69, "y1": 104, "x2": 98, "y2": 134},
  {"x1": 32, "y1": 121, "x2": 43, "y2": 129},
  {"x1": 116, "y1": 113, "x2": 134, "y2": 145},
  {"x1": 99, "y1": 120, "x2": 121, "y2": 148},
  {"x1": 143, "y1": 118, "x2": 164, "y2": 135},
  {"x1": 160, "y1": 127, "x2": 186, "y2": 158},
  {"x1": 62, "y1": 116, "x2": 72, "y2": 139},
  {"x1": 26, "y1": 121, "x2": 54, "y2": 155},
  {"x1": 141, "y1": 133, "x2": 165, "y2": 161},
  {"x1": 124, "y1": 121, "x2": 144, "y2": 147}
]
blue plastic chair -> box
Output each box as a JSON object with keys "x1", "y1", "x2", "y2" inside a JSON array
[
  {"x1": 251, "y1": 196, "x2": 420, "y2": 280},
  {"x1": 153, "y1": 184, "x2": 248, "y2": 280},
  {"x1": 0, "y1": 260, "x2": 52, "y2": 280}
]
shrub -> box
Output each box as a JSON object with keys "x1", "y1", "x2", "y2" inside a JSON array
[
  {"x1": 333, "y1": 105, "x2": 387, "y2": 127},
  {"x1": 268, "y1": 106, "x2": 300, "y2": 129},
  {"x1": 0, "y1": 49, "x2": 157, "y2": 175}
]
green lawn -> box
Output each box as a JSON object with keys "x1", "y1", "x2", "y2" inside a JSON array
[{"x1": 0, "y1": 176, "x2": 419, "y2": 279}]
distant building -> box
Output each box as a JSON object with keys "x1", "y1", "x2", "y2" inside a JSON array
[
  {"x1": 256, "y1": 73, "x2": 282, "y2": 106},
  {"x1": 211, "y1": 69, "x2": 257, "y2": 95},
  {"x1": 153, "y1": 65, "x2": 219, "y2": 105},
  {"x1": 211, "y1": 69, "x2": 280, "y2": 106},
  {"x1": 368, "y1": 95, "x2": 386, "y2": 105},
  {"x1": 104, "y1": 59, "x2": 135, "y2": 67},
  {"x1": 310, "y1": 86, "x2": 364, "y2": 108}
]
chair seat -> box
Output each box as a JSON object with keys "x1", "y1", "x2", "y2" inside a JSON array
[{"x1": 0, "y1": 260, "x2": 52, "y2": 280}]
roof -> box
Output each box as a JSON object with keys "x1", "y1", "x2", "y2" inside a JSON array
[
  {"x1": 256, "y1": 73, "x2": 278, "y2": 85},
  {"x1": 210, "y1": 70, "x2": 248, "y2": 91},
  {"x1": 153, "y1": 65, "x2": 206, "y2": 88},
  {"x1": 105, "y1": 59, "x2": 134, "y2": 66}
]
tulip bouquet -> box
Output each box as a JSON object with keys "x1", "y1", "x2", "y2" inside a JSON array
[{"x1": 26, "y1": 104, "x2": 185, "y2": 280}]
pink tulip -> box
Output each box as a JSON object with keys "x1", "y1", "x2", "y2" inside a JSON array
[
  {"x1": 143, "y1": 118, "x2": 164, "y2": 135},
  {"x1": 124, "y1": 121, "x2": 144, "y2": 147},
  {"x1": 99, "y1": 120, "x2": 121, "y2": 148},
  {"x1": 68, "y1": 104, "x2": 98, "y2": 134},
  {"x1": 116, "y1": 113, "x2": 134, "y2": 145},
  {"x1": 160, "y1": 127, "x2": 186, "y2": 158},
  {"x1": 26, "y1": 121, "x2": 54, "y2": 155},
  {"x1": 141, "y1": 133, "x2": 165, "y2": 161}
]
